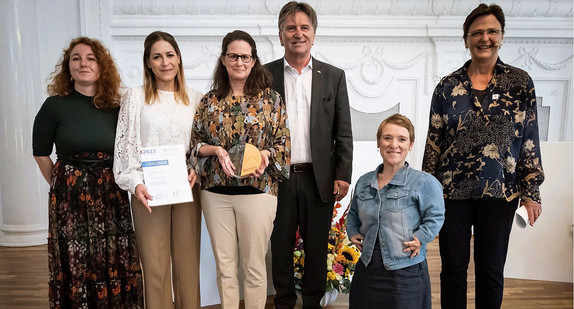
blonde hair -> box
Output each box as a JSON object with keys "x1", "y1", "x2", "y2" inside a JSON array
[{"x1": 376, "y1": 114, "x2": 415, "y2": 147}]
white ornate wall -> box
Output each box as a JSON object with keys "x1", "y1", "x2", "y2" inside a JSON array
[
  {"x1": 0, "y1": 0, "x2": 572, "y2": 304},
  {"x1": 80, "y1": 0, "x2": 573, "y2": 162}
]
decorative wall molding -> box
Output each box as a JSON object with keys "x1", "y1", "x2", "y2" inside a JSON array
[
  {"x1": 110, "y1": 0, "x2": 573, "y2": 17},
  {"x1": 101, "y1": 0, "x2": 572, "y2": 142},
  {"x1": 316, "y1": 48, "x2": 433, "y2": 96},
  {"x1": 508, "y1": 47, "x2": 573, "y2": 71}
]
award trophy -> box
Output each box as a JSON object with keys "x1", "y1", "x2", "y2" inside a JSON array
[{"x1": 227, "y1": 143, "x2": 262, "y2": 178}]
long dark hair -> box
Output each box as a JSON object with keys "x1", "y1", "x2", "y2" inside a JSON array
[
  {"x1": 143, "y1": 31, "x2": 189, "y2": 105},
  {"x1": 211, "y1": 30, "x2": 271, "y2": 98}
]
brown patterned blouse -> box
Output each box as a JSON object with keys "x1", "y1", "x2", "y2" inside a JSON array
[
  {"x1": 190, "y1": 88, "x2": 290, "y2": 196},
  {"x1": 422, "y1": 59, "x2": 544, "y2": 203}
]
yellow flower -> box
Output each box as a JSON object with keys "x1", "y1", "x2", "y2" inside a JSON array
[
  {"x1": 338, "y1": 246, "x2": 360, "y2": 264},
  {"x1": 327, "y1": 271, "x2": 336, "y2": 280}
]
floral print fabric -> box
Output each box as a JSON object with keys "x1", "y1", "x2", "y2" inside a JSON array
[
  {"x1": 48, "y1": 152, "x2": 143, "y2": 308},
  {"x1": 190, "y1": 88, "x2": 290, "y2": 196},
  {"x1": 422, "y1": 58, "x2": 544, "y2": 203}
]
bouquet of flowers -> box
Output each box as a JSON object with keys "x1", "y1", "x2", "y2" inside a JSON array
[{"x1": 293, "y1": 201, "x2": 361, "y2": 294}]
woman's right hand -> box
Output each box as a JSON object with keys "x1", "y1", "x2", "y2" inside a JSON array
[
  {"x1": 215, "y1": 146, "x2": 236, "y2": 177},
  {"x1": 350, "y1": 234, "x2": 365, "y2": 252},
  {"x1": 135, "y1": 184, "x2": 153, "y2": 213}
]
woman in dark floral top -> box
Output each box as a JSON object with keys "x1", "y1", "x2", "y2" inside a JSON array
[
  {"x1": 422, "y1": 4, "x2": 544, "y2": 309},
  {"x1": 190, "y1": 30, "x2": 290, "y2": 309}
]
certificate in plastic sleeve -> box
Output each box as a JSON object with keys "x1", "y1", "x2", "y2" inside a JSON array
[{"x1": 141, "y1": 144, "x2": 193, "y2": 206}]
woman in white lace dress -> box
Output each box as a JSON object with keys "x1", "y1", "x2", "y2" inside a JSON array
[{"x1": 113, "y1": 31, "x2": 203, "y2": 309}]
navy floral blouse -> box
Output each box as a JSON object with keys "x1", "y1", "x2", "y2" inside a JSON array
[
  {"x1": 422, "y1": 58, "x2": 544, "y2": 203},
  {"x1": 190, "y1": 88, "x2": 290, "y2": 196}
]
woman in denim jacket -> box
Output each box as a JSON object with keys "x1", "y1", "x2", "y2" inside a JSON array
[{"x1": 347, "y1": 114, "x2": 445, "y2": 309}]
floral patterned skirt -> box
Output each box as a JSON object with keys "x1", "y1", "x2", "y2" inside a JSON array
[{"x1": 48, "y1": 152, "x2": 143, "y2": 308}]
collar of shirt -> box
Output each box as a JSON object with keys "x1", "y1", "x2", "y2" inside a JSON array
[
  {"x1": 283, "y1": 57, "x2": 313, "y2": 164},
  {"x1": 283, "y1": 57, "x2": 313, "y2": 74}
]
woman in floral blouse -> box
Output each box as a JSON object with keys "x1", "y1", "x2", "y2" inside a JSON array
[
  {"x1": 422, "y1": 4, "x2": 544, "y2": 309},
  {"x1": 190, "y1": 30, "x2": 290, "y2": 309}
]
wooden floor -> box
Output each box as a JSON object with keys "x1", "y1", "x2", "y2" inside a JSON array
[{"x1": 1, "y1": 240, "x2": 572, "y2": 308}]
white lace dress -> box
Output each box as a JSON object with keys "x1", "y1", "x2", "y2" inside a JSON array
[{"x1": 113, "y1": 86, "x2": 203, "y2": 194}]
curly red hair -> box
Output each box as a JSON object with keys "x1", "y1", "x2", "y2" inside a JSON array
[{"x1": 47, "y1": 37, "x2": 121, "y2": 109}]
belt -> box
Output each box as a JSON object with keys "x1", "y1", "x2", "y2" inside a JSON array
[
  {"x1": 58, "y1": 156, "x2": 113, "y2": 174},
  {"x1": 290, "y1": 163, "x2": 313, "y2": 173}
]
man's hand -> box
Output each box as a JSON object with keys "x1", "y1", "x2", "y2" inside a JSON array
[{"x1": 333, "y1": 180, "x2": 350, "y2": 201}]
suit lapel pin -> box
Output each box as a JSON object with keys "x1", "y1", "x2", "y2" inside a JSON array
[{"x1": 317, "y1": 70, "x2": 321, "y2": 74}]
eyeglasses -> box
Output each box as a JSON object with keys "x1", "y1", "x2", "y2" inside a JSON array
[
  {"x1": 225, "y1": 53, "x2": 253, "y2": 63},
  {"x1": 467, "y1": 29, "x2": 502, "y2": 38}
]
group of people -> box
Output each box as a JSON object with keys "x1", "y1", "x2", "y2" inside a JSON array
[{"x1": 32, "y1": 1, "x2": 544, "y2": 309}]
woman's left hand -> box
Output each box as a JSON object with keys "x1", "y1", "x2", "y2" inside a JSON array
[
  {"x1": 252, "y1": 150, "x2": 270, "y2": 178},
  {"x1": 188, "y1": 168, "x2": 197, "y2": 188},
  {"x1": 521, "y1": 200, "x2": 542, "y2": 226},
  {"x1": 403, "y1": 235, "x2": 421, "y2": 258}
]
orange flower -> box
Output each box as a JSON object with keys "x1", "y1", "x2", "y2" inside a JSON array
[
  {"x1": 112, "y1": 285, "x2": 121, "y2": 295},
  {"x1": 98, "y1": 288, "x2": 108, "y2": 299},
  {"x1": 108, "y1": 269, "x2": 117, "y2": 278}
]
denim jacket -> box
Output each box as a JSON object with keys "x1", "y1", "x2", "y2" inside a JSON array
[{"x1": 347, "y1": 163, "x2": 445, "y2": 270}]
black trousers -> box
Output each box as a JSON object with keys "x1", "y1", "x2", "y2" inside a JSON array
[
  {"x1": 439, "y1": 198, "x2": 518, "y2": 309},
  {"x1": 271, "y1": 169, "x2": 333, "y2": 309}
]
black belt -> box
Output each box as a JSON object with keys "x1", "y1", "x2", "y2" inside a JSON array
[
  {"x1": 58, "y1": 157, "x2": 112, "y2": 174},
  {"x1": 290, "y1": 163, "x2": 312, "y2": 173}
]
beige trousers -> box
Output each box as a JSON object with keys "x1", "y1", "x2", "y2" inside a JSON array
[
  {"x1": 131, "y1": 184, "x2": 202, "y2": 309},
  {"x1": 201, "y1": 190, "x2": 277, "y2": 309}
]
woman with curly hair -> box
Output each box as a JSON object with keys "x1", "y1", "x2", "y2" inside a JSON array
[{"x1": 33, "y1": 37, "x2": 143, "y2": 308}]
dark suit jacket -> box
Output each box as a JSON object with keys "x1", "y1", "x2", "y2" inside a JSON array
[{"x1": 265, "y1": 57, "x2": 353, "y2": 202}]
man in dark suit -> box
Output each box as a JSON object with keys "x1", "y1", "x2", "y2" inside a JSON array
[{"x1": 265, "y1": 2, "x2": 353, "y2": 308}]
